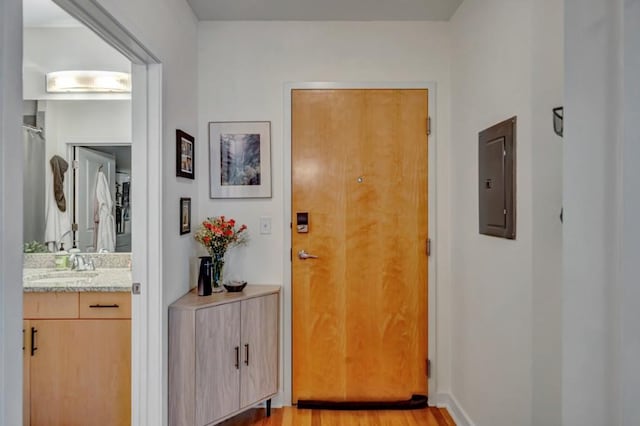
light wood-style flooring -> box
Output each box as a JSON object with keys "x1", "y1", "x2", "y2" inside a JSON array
[{"x1": 219, "y1": 407, "x2": 455, "y2": 426}]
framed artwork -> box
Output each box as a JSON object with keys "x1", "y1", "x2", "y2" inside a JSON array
[
  {"x1": 209, "y1": 121, "x2": 272, "y2": 198},
  {"x1": 176, "y1": 129, "x2": 195, "y2": 179},
  {"x1": 180, "y1": 197, "x2": 191, "y2": 235}
]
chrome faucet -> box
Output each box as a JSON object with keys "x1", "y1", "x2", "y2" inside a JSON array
[
  {"x1": 56, "y1": 230, "x2": 72, "y2": 251},
  {"x1": 70, "y1": 253, "x2": 95, "y2": 271}
]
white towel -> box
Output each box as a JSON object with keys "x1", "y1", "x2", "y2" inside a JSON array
[
  {"x1": 94, "y1": 171, "x2": 115, "y2": 252},
  {"x1": 44, "y1": 166, "x2": 71, "y2": 251}
]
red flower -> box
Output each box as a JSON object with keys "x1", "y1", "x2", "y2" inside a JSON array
[{"x1": 194, "y1": 215, "x2": 248, "y2": 254}]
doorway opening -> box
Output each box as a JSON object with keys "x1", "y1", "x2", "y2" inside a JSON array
[
  {"x1": 70, "y1": 144, "x2": 132, "y2": 253},
  {"x1": 19, "y1": 0, "x2": 163, "y2": 424}
]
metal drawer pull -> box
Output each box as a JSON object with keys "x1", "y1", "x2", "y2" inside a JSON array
[
  {"x1": 89, "y1": 304, "x2": 120, "y2": 308},
  {"x1": 31, "y1": 327, "x2": 38, "y2": 356}
]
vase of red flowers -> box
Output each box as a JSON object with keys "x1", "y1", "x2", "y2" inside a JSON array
[{"x1": 194, "y1": 216, "x2": 248, "y2": 293}]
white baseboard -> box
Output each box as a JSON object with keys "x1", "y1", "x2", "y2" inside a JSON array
[{"x1": 431, "y1": 392, "x2": 475, "y2": 426}]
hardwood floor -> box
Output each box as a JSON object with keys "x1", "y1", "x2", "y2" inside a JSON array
[{"x1": 219, "y1": 406, "x2": 456, "y2": 426}]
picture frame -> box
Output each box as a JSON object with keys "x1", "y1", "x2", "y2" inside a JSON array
[
  {"x1": 180, "y1": 197, "x2": 191, "y2": 235},
  {"x1": 209, "y1": 121, "x2": 272, "y2": 198},
  {"x1": 176, "y1": 129, "x2": 195, "y2": 179}
]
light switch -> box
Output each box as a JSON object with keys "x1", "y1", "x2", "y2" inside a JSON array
[{"x1": 260, "y1": 216, "x2": 272, "y2": 235}]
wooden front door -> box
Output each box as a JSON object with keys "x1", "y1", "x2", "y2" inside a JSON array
[{"x1": 292, "y1": 89, "x2": 429, "y2": 402}]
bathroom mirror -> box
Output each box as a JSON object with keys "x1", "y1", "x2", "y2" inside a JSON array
[{"x1": 22, "y1": 99, "x2": 132, "y2": 253}]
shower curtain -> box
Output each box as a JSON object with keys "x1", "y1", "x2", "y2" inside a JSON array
[{"x1": 23, "y1": 128, "x2": 46, "y2": 243}]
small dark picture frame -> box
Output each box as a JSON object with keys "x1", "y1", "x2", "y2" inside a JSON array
[
  {"x1": 176, "y1": 129, "x2": 195, "y2": 179},
  {"x1": 180, "y1": 197, "x2": 191, "y2": 235}
]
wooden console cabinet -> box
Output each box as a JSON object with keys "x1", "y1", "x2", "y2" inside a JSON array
[
  {"x1": 23, "y1": 291, "x2": 131, "y2": 426},
  {"x1": 169, "y1": 285, "x2": 280, "y2": 426}
]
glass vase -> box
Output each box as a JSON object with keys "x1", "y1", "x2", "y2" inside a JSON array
[{"x1": 210, "y1": 252, "x2": 225, "y2": 293}]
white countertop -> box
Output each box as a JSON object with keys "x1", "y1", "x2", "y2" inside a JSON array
[{"x1": 23, "y1": 268, "x2": 132, "y2": 292}]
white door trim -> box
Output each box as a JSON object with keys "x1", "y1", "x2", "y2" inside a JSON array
[
  {"x1": 281, "y1": 82, "x2": 439, "y2": 405},
  {"x1": 24, "y1": 2, "x2": 162, "y2": 425},
  {"x1": 0, "y1": 0, "x2": 24, "y2": 423}
]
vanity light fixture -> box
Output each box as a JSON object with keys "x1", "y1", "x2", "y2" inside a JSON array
[{"x1": 46, "y1": 70, "x2": 131, "y2": 93}]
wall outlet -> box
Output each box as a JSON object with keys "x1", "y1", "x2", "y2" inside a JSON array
[{"x1": 260, "y1": 216, "x2": 272, "y2": 235}]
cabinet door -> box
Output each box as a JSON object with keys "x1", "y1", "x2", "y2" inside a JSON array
[
  {"x1": 195, "y1": 302, "x2": 241, "y2": 425},
  {"x1": 240, "y1": 294, "x2": 279, "y2": 407},
  {"x1": 23, "y1": 320, "x2": 30, "y2": 426},
  {"x1": 29, "y1": 319, "x2": 131, "y2": 426}
]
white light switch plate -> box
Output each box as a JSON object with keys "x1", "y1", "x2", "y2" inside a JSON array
[{"x1": 260, "y1": 216, "x2": 272, "y2": 235}]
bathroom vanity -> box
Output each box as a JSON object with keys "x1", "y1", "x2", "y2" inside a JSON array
[{"x1": 22, "y1": 253, "x2": 132, "y2": 426}]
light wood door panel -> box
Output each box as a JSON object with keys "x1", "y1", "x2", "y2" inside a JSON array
[
  {"x1": 23, "y1": 320, "x2": 30, "y2": 426},
  {"x1": 292, "y1": 89, "x2": 428, "y2": 402},
  {"x1": 196, "y1": 302, "x2": 241, "y2": 425},
  {"x1": 29, "y1": 319, "x2": 131, "y2": 426},
  {"x1": 23, "y1": 292, "x2": 79, "y2": 319},
  {"x1": 79, "y1": 292, "x2": 131, "y2": 319},
  {"x1": 240, "y1": 294, "x2": 279, "y2": 407}
]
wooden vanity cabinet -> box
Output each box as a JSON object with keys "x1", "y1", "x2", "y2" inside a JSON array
[
  {"x1": 169, "y1": 286, "x2": 280, "y2": 426},
  {"x1": 23, "y1": 292, "x2": 131, "y2": 426}
]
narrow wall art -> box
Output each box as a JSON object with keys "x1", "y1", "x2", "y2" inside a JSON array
[{"x1": 209, "y1": 121, "x2": 272, "y2": 198}]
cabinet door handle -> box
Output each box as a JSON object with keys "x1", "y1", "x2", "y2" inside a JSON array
[
  {"x1": 89, "y1": 304, "x2": 119, "y2": 308},
  {"x1": 234, "y1": 346, "x2": 240, "y2": 369},
  {"x1": 244, "y1": 343, "x2": 250, "y2": 366},
  {"x1": 22, "y1": 328, "x2": 25, "y2": 351},
  {"x1": 30, "y1": 327, "x2": 38, "y2": 356}
]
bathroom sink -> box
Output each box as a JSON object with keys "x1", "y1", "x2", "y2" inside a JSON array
[{"x1": 25, "y1": 270, "x2": 99, "y2": 282}]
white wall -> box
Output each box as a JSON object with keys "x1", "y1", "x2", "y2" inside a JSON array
[
  {"x1": 92, "y1": 1, "x2": 198, "y2": 424},
  {"x1": 620, "y1": 2, "x2": 640, "y2": 423},
  {"x1": 450, "y1": 1, "x2": 534, "y2": 425},
  {"x1": 450, "y1": 1, "x2": 564, "y2": 425},
  {"x1": 44, "y1": 100, "x2": 131, "y2": 151},
  {"x1": 0, "y1": 0, "x2": 24, "y2": 423},
  {"x1": 563, "y1": 0, "x2": 621, "y2": 424},
  {"x1": 23, "y1": 27, "x2": 131, "y2": 100},
  {"x1": 563, "y1": 0, "x2": 640, "y2": 425},
  {"x1": 197, "y1": 20, "x2": 453, "y2": 398},
  {"x1": 531, "y1": 0, "x2": 563, "y2": 425}
]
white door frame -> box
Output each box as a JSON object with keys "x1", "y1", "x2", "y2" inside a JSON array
[
  {"x1": 281, "y1": 82, "x2": 439, "y2": 405},
  {"x1": 0, "y1": 0, "x2": 25, "y2": 423},
  {"x1": 49, "y1": 2, "x2": 165, "y2": 423},
  {"x1": 0, "y1": 0, "x2": 163, "y2": 424}
]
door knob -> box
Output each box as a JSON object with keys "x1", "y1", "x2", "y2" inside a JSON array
[{"x1": 298, "y1": 250, "x2": 319, "y2": 260}]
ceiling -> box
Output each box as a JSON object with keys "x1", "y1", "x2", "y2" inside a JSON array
[
  {"x1": 24, "y1": 0, "x2": 463, "y2": 25},
  {"x1": 23, "y1": 0, "x2": 80, "y2": 27},
  {"x1": 186, "y1": 0, "x2": 464, "y2": 21}
]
